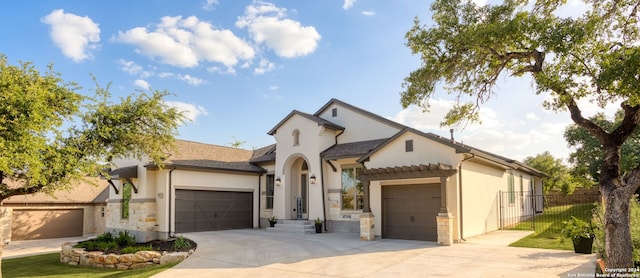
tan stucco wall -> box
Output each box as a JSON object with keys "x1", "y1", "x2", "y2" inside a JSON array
[
  {"x1": 365, "y1": 132, "x2": 462, "y2": 169},
  {"x1": 272, "y1": 114, "x2": 336, "y2": 221},
  {"x1": 316, "y1": 103, "x2": 401, "y2": 143}
]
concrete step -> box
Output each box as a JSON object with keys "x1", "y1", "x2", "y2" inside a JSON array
[{"x1": 267, "y1": 219, "x2": 317, "y2": 234}]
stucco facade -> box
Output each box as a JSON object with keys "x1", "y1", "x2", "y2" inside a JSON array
[{"x1": 106, "y1": 98, "x2": 543, "y2": 244}]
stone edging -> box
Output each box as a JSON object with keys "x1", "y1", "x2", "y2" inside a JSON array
[{"x1": 60, "y1": 242, "x2": 194, "y2": 270}]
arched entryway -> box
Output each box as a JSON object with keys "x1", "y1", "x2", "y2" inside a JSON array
[{"x1": 288, "y1": 157, "x2": 309, "y2": 219}]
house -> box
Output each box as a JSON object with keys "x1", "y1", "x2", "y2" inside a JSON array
[
  {"x1": 105, "y1": 98, "x2": 544, "y2": 245},
  {"x1": 1, "y1": 179, "x2": 108, "y2": 241}
]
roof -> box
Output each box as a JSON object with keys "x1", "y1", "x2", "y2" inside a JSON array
[
  {"x1": 320, "y1": 139, "x2": 388, "y2": 160},
  {"x1": 146, "y1": 139, "x2": 266, "y2": 173},
  {"x1": 314, "y1": 98, "x2": 407, "y2": 130},
  {"x1": 267, "y1": 110, "x2": 344, "y2": 135},
  {"x1": 356, "y1": 127, "x2": 545, "y2": 177},
  {"x1": 250, "y1": 144, "x2": 276, "y2": 164},
  {"x1": 2, "y1": 178, "x2": 109, "y2": 205}
]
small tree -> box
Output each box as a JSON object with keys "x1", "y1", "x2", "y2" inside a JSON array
[
  {"x1": 402, "y1": 0, "x2": 640, "y2": 268},
  {"x1": 0, "y1": 54, "x2": 183, "y2": 275},
  {"x1": 523, "y1": 151, "x2": 579, "y2": 194}
]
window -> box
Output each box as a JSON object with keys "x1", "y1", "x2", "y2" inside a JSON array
[
  {"x1": 266, "y1": 174, "x2": 274, "y2": 209},
  {"x1": 341, "y1": 167, "x2": 363, "y2": 210},
  {"x1": 508, "y1": 173, "x2": 515, "y2": 204},
  {"x1": 122, "y1": 182, "x2": 132, "y2": 219},
  {"x1": 332, "y1": 108, "x2": 337, "y2": 117},
  {"x1": 405, "y1": 139, "x2": 414, "y2": 152},
  {"x1": 292, "y1": 129, "x2": 300, "y2": 146}
]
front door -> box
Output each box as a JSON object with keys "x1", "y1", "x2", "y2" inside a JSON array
[{"x1": 299, "y1": 173, "x2": 308, "y2": 219}]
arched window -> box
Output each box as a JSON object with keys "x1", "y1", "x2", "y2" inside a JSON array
[{"x1": 292, "y1": 129, "x2": 300, "y2": 146}]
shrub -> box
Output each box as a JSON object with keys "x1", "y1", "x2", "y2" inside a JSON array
[
  {"x1": 95, "y1": 231, "x2": 114, "y2": 242},
  {"x1": 173, "y1": 236, "x2": 191, "y2": 250},
  {"x1": 115, "y1": 230, "x2": 136, "y2": 247},
  {"x1": 75, "y1": 240, "x2": 118, "y2": 252}
]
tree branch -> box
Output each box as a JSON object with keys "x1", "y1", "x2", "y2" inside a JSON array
[
  {"x1": 0, "y1": 182, "x2": 46, "y2": 201},
  {"x1": 611, "y1": 102, "x2": 640, "y2": 146},
  {"x1": 565, "y1": 98, "x2": 610, "y2": 144}
]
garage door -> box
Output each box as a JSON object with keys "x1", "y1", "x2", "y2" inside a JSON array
[
  {"x1": 382, "y1": 184, "x2": 440, "y2": 241},
  {"x1": 11, "y1": 209, "x2": 83, "y2": 240},
  {"x1": 175, "y1": 190, "x2": 253, "y2": 233}
]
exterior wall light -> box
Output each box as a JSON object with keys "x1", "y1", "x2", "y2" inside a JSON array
[
  {"x1": 275, "y1": 177, "x2": 281, "y2": 186},
  {"x1": 310, "y1": 174, "x2": 316, "y2": 184}
]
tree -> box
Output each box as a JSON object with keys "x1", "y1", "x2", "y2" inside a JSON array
[
  {"x1": 228, "y1": 135, "x2": 246, "y2": 149},
  {"x1": 0, "y1": 54, "x2": 183, "y2": 275},
  {"x1": 565, "y1": 111, "x2": 640, "y2": 185},
  {"x1": 523, "y1": 151, "x2": 579, "y2": 194},
  {"x1": 401, "y1": 0, "x2": 640, "y2": 268}
]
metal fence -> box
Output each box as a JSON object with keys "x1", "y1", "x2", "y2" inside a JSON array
[{"x1": 499, "y1": 191, "x2": 600, "y2": 233}]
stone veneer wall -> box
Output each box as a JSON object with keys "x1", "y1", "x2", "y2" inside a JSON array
[
  {"x1": 106, "y1": 200, "x2": 157, "y2": 242},
  {"x1": 60, "y1": 242, "x2": 192, "y2": 270}
]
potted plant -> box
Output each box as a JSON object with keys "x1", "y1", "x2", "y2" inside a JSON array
[
  {"x1": 268, "y1": 216, "x2": 277, "y2": 227},
  {"x1": 314, "y1": 218, "x2": 323, "y2": 233},
  {"x1": 561, "y1": 216, "x2": 595, "y2": 254}
]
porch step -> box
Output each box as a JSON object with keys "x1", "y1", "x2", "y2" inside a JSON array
[{"x1": 267, "y1": 220, "x2": 315, "y2": 234}]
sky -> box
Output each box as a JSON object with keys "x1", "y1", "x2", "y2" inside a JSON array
[{"x1": 0, "y1": 0, "x2": 616, "y2": 163}]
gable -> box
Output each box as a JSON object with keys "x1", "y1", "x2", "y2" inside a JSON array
[
  {"x1": 314, "y1": 99, "x2": 403, "y2": 143},
  {"x1": 362, "y1": 131, "x2": 462, "y2": 169}
]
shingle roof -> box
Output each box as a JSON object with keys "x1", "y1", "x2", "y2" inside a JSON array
[
  {"x1": 146, "y1": 139, "x2": 266, "y2": 173},
  {"x1": 250, "y1": 144, "x2": 276, "y2": 164},
  {"x1": 267, "y1": 110, "x2": 344, "y2": 135},
  {"x1": 2, "y1": 178, "x2": 109, "y2": 205},
  {"x1": 320, "y1": 139, "x2": 388, "y2": 160}
]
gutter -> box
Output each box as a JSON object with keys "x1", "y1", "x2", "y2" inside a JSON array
[
  {"x1": 321, "y1": 129, "x2": 345, "y2": 231},
  {"x1": 168, "y1": 168, "x2": 176, "y2": 238},
  {"x1": 258, "y1": 173, "x2": 263, "y2": 229},
  {"x1": 458, "y1": 153, "x2": 474, "y2": 242}
]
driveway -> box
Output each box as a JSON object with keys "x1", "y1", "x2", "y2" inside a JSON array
[{"x1": 153, "y1": 229, "x2": 595, "y2": 278}]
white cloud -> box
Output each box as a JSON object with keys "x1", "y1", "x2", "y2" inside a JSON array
[
  {"x1": 41, "y1": 9, "x2": 100, "y2": 62},
  {"x1": 118, "y1": 59, "x2": 152, "y2": 78},
  {"x1": 207, "y1": 66, "x2": 236, "y2": 74},
  {"x1": 269, "y1": 85, "x2": 278, "y2": 90},
  {"x1": 343, "y1": 0, "x2": 357, "y2": 10},
  {"x1": 203, "y1": 0, "x2": 219, "y2": 11},
  {"x1": 526, "y1": 113, "x2": 539, "y2": 121},
  {"x1": 115, "y1": 15, "x2": 255, "y2": 68},
  {"x1": 362, "y1": 10, "x2": 376, "y2": 16},
  {"x1": 133, "y1": 79, "x2": 151, "y2": 89},
  {"x1": 164, "y1": 101, "x2": 208, "y2": 122},
  {"x1": 178, "y1": 74, "x2": 206, "y2": 86},
  {"x1": 236, "y1": 2, "x2": 321, "y2": 58},
  {"x1": 254, "y1": 59, "x2": 275, "y2": 74},
  {"x1": 471, "y1": 0, "x2": 487, "y2": 6},
  {"x1": 157, "y1": 71, "x2": 206, "y2": 86}
]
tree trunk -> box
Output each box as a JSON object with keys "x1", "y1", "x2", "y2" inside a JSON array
[{"x1": 602, "y1": 184, "x2": 634, "y2": 269}]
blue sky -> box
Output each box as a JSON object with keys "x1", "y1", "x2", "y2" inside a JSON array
[{"x1": 0, "y1": 0, "x2": 611, "y2": 162}]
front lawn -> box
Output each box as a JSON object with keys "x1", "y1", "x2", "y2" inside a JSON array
[
  {"x1": 509, "y1": 203, "x2": 596, "y2": 250},
  {"x1": 2, "y1": 253, "x2": 176, "y2": 278}
]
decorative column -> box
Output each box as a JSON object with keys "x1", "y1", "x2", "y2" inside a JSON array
[
  {"x1": 437, "y1": 176, "x2": 454, "y2": 245},
  {"x1": 360, "y1": 180, "x2": 375, "y2": 241}
]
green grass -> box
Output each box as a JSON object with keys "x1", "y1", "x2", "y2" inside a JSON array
[
  {"x1": 508, "y1": 203, "x2": 596, "y2": 250},
  {"x1": 2, "y1": 253, "x2": 177, "y2": 278}
]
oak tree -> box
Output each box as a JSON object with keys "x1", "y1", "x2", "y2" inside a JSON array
[
  {"x1": 402, "y1": 0, "x2": 640, "y2": 268},
  {"x1": 0, "y1": 54, "x2": 183, "y2": 274}
]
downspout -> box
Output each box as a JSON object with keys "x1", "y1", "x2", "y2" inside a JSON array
[
  {"x1": 168, "y1": 168, "x2": 176, "y2": 238},
  {"x1": 321, "y1": 129, "x2": 345, "y2": 231},
  {"x1": 458, "y1": 153, "x2": 474, "y2": 242},
  {"x1": 258, "y1": 173, "x2": 263, "y2": 229}
]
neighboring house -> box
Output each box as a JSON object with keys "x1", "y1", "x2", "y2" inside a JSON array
[
  {"x1": 106, "y1": 98, "x2": 544, "y2": 245},
  {"x1": 1, "y1": 179, "x2": 108, "y2": 241}
]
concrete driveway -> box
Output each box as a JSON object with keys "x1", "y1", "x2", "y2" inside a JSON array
[{"x1": 153, "y1": 229, "x2": 596, "y2": 278}]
